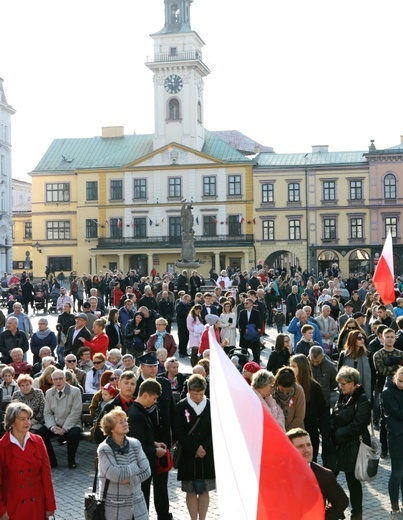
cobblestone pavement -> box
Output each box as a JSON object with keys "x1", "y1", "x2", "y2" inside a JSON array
[{"x1": 27, "y1": 312, "x2": 393, "y2": 519}]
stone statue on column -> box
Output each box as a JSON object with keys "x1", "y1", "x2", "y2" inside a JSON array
[{"x1": 176, "y1": 202, "x2": 200, "y2": 268}]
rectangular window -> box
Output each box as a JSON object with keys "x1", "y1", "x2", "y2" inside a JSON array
[
  {"x1": 323, "y1": 218, "x2": 337, "y2": 239},
  {"x1": 350, "y1": 218, "x2": 363, "y2": 239},
  {"x1": 86, "y1": 181, "x2": 98, "y2": 201},
  {"x1": 86, "y1": 219, "x2": 98, "y2": 239},
  {"x1": 228, "y1": 215, "x2": 241, "y2": 236},
  {"x1": 323, "y1": 181, "x2": 336, "y2": 201},
  {"x1": 385, "y1": 217, "x2": 397, "y2": 238},
  {"x1": 289, "y1": 220, "x2": 301, "y2": 240},
  {"x1": 263, "y1": 220, "x2": 274, "y2": 241},
  {"x1": 133, "y1": 217, "x2": 147, "y2": 238},
  {"x1": 47, "y1": 256, "x2": 72, "y2": 272},
  {"x1": 228, "y1": 175, "x2": 242, "y2": 196},
  {"x1": 133, "y1": 179, "x2": 147, "y2": 199},
  {"x1": 262, "y1": 183, "x2": 274, "y2": 203},
  {"x1": 110, "y1": 180, "x2": 123, "y2": 200},
  {"x1": 110, "y1": 218, "x2": 123, "y2": 238},
  {"x1": 24, "y1": 222, "x2": 32, "y2": 239},
  {"x1": 169, "y1": 216, "x2": 182, "y2": 242},
  {"x1": 203, "y1": 177, "x2": 216, "y2": 196},
  {"x1": 168, "y1": 178, "x2": 181, "y2": 198},
  {"x1": 350, "y1": 180, "x2": 363, "y2": 200},
  {"x1": 0, "y1": 155, "x2": 5, "y2": 175},
  {"x1": 46, "y1": 221, "x2": 71, "y2": 240},
  {"x1": 203, "y1": 216, "x2": 217, "y2": 237},
  {"x1": 170, "y1": 47, "x2": 177, "y2": 56},
  {"x1": 46, "y1": 183, "x2": 70, "y2": 202},
  {"x1": 288, "y1": 183, "x2": 300, "y2": 202}
]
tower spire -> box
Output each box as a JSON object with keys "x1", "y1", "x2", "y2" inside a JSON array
[{"x1": 161, "y1": 0, "x2": 193, "y2": 33}]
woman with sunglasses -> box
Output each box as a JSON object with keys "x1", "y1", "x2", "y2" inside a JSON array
[
  {"x1": 337, "y1": 330, "x2": 373, "y2": 404},
  {"x1": 89, "y1": 370, "x2": 120, "y2": 419},
  {"x1": 330, "y1": 367, "x2": 371, "y2": 520},
  {"x1": 84, "y1": 353, "x2": 109, "y2": 395},
  {"x1": 266, "y1": 333, "x2": 292, "y2": 375},
  {"x1": 337, "y1": 318, "x2": 366, "y2": 352}
]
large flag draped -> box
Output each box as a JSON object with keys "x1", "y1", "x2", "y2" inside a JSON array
[
  {"x1": 373, "y1": 229, "x2": 395, "y2": 305},
  {"x1": 209, "y1": 328, "x2": 324, "y2": 520}
]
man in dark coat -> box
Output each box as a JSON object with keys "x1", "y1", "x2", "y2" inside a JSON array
[
  {"x1": 287, "y1": 428, "x2": 349, "y2": 520},
  {"x1": 134, "y1": 352, "x2": 175, "y2": 520},
  {"x1": 175, "y1": 294, "x2": 191, "y2": 357},
  {"x1": 238, "y1": 298, "x2": 261, "y2": 363},
  {"x1": 138, "y1": 306, "x2": 161, "y2": 341},
  {"x1": 0, "y1": 316, "x2": 29, "y2": 364},
  {"x1": 63, "y1": 314, "x2": 92, "y2": 357},
  {"x1": 286, "y1": 285, "x2": 300, "y2": 325},
  {"x1": 200, "y1": 292, "x2": 218, "y2": 323}
]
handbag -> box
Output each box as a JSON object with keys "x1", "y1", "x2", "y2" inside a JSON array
[
  {"x1": 172, "y1": 417, "x2": 202, "y2": 469},
  {"x1": 84, "y1": 468, "x2": 110, "y2": 520},
  {"x1": 155, "y1": 446, "x2": 173, "y2": 474},
  {"x1": 354, "y1": 422, "x2": 379, "y2": 482},
  {"x1": 244, "y1": 324, "x2": 259, "y2": 342}
]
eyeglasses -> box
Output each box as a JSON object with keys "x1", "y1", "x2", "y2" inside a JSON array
[
  {"x1": 339, "y1": 382, "x2": 350, "y2": 387},
  {"x1": 109, "y1": 377, "x2": 118, "y2": 381},
  {"x1": 66, "y1": 359, "x2": 77, "y2": 363},
  {"x1": 93, "y1": 361, "x2": 103, "y2": 365},
  {"x1": 357, "y1": 336, "x2": 365, "y2": 340},
  {"x1": 347, "y1": 327, "x2": 355, "y2": 330}
]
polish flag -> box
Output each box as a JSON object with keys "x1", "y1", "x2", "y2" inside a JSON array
[
  {"x1": 239, "y1": 215, "x2": 245, "y2": 224},
  {"x1": 117, "y1": 219, "x2": 122, "y2": 228},
  {"x1": 209, "y1": 328, "x2": 324, "y2": 520},
  {"x1": 373, "y1": 229, "x2": 395, "y2": 305}
]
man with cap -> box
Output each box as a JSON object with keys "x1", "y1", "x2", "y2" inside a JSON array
[
  {"x1": 338, "y1": 301, "x2": 355, "y2": 331},
  {"x1": 82, "y1": 301, "x2": 97, "y2": 332},
  {"x1": 64, "y1": 313, "x2": 92, "y2": 357},
  {"x1": 134, "y1": 351, "x2": 175, "y2": 520},
  {"x1": 353, "y1": 312, "x2": 366, "y2": 331}
]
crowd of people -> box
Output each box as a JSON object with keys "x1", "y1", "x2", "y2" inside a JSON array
[{"x1": 0, "y1": 265, "x2": 403, "y2": 518}]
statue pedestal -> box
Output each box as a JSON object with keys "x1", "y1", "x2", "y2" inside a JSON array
[
  {"x1": 175, "y1": 260, "x2": 201, "y2": 269},
  {"x1": 176, "y1": 232, "x2": 200, "y2": 269}
]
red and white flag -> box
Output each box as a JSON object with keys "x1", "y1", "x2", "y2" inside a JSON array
[
  {"x1": 239, "y1": 215, "x2": 245, "y2": 224},
  {"x1": 373, "y1": 229, "x2": 395, "y2": 305},
  {"x1": 209, "y1": 328, "x2": 324, "y2": 520},
  {"x1": 117, "y1": 218, "x2": 122, "y2": 228}
]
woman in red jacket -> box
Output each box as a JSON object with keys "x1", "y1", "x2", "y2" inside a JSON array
[
  {"x1": 0, "y1": 402, "x2": 56, "y2": 519},
  {"x1": 146, "y1": 317, "x2": 177, "y2": 357},
  {"x1": 80, "y1": 317, "x2": 109, "y2": 358}
]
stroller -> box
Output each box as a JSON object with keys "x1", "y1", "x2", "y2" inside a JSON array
[
  {"x1": 33, "y1": 283, "x2": 47, "y2": 314},
  {"x1": 228, "y1": 347, "x2": 250, "y2": 369},
  {"x1": 48, "y1": 287, "x2": 60, "y2": 313}
]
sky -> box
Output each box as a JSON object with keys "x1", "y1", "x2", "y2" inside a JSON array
[{"x1": 2, "y1": 0, "x2": 403, "y2": 181}]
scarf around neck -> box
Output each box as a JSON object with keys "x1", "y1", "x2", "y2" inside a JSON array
[
  {"x1": 35, "y1": 328, "x2": 52, "y2": 340},
  {"x1": 155, "y1": 330, "x2": 167, "y2": 350},
  {"x1": 274, "y1": 384, "x2": 296, "y2": 418},
  {"x1": 186, "y1": 394, "x2": 207, "y2": 416},
  {"x1": 106, "y1": 435, "x2": 130, "y2": 455}
]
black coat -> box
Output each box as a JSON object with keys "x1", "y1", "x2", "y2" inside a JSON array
[
  {"x1": 0, "y1": 330, "x2": 29, "y2": 363},
  {"x1": 238, "y1": 308, "x2": 261, "y2": 349},
  {"x1": 311, "y1": 461, "x2": 349, "y2": 520},
  {"x1": 128, "y1": 401, "x2": 156, "y2": 470},
  {"x1": 57, "y1": 312, "x2": 76, "y2": 336},
  {"x1": 134, "y1": 375, "x2": 175, "y2": 448},
  {"x1": 382, "y1": 377, "x2": 403, "y2": 454},
  {"x1": 174, "y1": 398, "x2": 215, "y2": 481},
  {"x1": 330, "y1": 385, "x2": 371, "y2": 472},
  {"x1": 158, "y1": 299, "x2": 174, "y2": 320},
  {"x1": 64, "y1": 325, "x2": 92, "y2": 356},
  {"x1": 266, "y1": 350, "x2": 290, "y2": 374},
  {"x1": 105, "y1": 322, "x2": 123, "y2": 349}
]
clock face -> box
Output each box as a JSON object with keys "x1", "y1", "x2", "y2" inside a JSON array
[{"x1": 164, "y1": 74, "x2": 183, "y2": 94}]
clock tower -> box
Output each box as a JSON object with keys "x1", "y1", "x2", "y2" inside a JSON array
[{"x1": 146, "y1": 0, "x2": 210, "y2": 152}]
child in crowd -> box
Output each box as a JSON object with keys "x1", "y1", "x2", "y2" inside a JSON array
[{"x1": 273, "y1": 308, "x2": 285, "y2": 333}]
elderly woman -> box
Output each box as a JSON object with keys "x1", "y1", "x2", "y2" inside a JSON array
[
  {"x1": 174, "y1": 374, "x2": 215, "y2": 520},
  {"x1": 0, "y1": 366, "x2": 17, "y2": 402},
  {"x1": 30, "y1": 318, "x2": 57, "y2": 365},
  {"x1": 85, "y1": 353, "x2": 109, "y2": 395},
  {"x1": 80, "y1": 317, "x2": 109, "y2": 358},
  {"x1": 146, "y1": 317, "x2": 177, "y2": 357},
  {"x1": 273, "y1": 366, "x2": 306, "y2": 432},
  {"x1": 163, "y1": 357, "x2": 186, "y2": 398},
  {"x1": 107, "y1": 348, "x2": 123, "y2": 372},
  {"x1": 0, "y1": 402, "x2": 56, "y2": 519},
  {"x1": 98, "y1": 407, "x2": 151, "y2": 520},
  {"x1": 330, "y1": 367, "x2": 371, "y2": 520},
  {"x1": 251, "y1": 369, "x2": 285, "y2": 431},
  {"x1": 11, "y1": 374, "x2": 57, "y2": 468},
  {"x1": 8, "y1": 348, "x2": 32, "y2": 378}
]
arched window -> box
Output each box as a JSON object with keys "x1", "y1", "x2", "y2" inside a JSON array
[
  {"x1": 168, "y1": 98, "x2": 180, "y2": 120},
  {"x1": 384, "y1": 173, "x2": 397, "y2": 199}
]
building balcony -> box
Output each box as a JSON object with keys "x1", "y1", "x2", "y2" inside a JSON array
[
  {"x1": 96, "y1": 234, "x2": 254, "y2": 249},
  {"x1": 146, "y1": 50, "x2": 202, "y2": 63}
]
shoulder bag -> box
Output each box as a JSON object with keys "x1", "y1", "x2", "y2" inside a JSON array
[
  {"x1": 84, "y1": 467, "x2": 110, "y2": 520},
  {"x1": 172, "y1": 416, "x2": 201, "y2": 469},
  {"x1": 354, "y1": 420, "x2": 379, "y2": 482}
]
